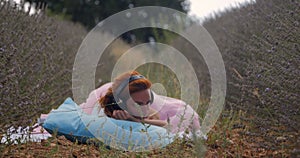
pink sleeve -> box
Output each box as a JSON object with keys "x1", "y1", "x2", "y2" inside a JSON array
[
  {"x1": 79, "y1": 82, "x2": 113, "y2": 114},
  {"x1": 151, "y1": 93, "x2": 201, "y2": 133}
]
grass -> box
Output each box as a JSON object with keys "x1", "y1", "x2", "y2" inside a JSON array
[{"x1": 0, "y1": 109, "x2": 295, "y2": 157}]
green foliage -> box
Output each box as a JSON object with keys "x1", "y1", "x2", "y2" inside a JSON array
[
  {"x1": 44, "y1": 0, "x2": 188, "y2": 27},
  {"x1": 27, "y1": 0, "x2": 190, "y2": 43}
]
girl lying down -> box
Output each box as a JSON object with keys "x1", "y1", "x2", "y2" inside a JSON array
[{"x1": 80, "y1": 71, "x2": 203, "y2": 136}]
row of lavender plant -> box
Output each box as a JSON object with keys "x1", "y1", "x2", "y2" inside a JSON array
[
  {"x1": 203, "y1": 0, "x2": 299, "y2": 133},
  {"x1": 0, "y1": 1, "x2": 87, "y2": 133}
]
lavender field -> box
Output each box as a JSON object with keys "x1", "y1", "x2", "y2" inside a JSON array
[{"x1": 0, "y1": 0, "x2": 299, "y2": 157}]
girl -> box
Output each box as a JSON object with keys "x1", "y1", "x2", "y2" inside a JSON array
[
  {"x1": 79, "y1": 70, "x2": 201, "y2": 134},
  {"x1": 99, "y1": 71, "x2": 167, "y2": 127}
]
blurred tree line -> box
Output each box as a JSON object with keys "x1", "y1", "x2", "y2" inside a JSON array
[{"x1": 25, "y1": 0, "x2": 190, "y2": 44}]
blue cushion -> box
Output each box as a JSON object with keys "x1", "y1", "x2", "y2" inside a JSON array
[{"x1": 43, "y1": 97, "x2": 174, "y2": 151}]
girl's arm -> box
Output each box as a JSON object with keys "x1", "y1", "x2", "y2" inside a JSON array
[
  {"x1": 147, "y1": 107, "x2": 160, "y2": 120},
  {"x1": 142, "y1": 108, "x2": 167, "y2": 127},
  {"x1": 112, "y1": 109, "x2": 168, "y2": 127},
  {"x1": 140, "y1": 118, "x2": 167, "y2": 127}
]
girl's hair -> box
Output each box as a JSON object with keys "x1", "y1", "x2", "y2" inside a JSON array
[{"x1": 99, "y1": 71, "x2": 152, "y2": 117}]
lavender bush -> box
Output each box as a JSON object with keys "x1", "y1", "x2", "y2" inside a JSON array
[
  {"x1": 203, "y1": 0, "x2": 299, "y2": 136},
  {"x1": 0, "y1": 1, "x2": 87, "y2": 133}
]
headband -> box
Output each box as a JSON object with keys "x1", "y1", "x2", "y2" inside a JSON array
[
  {"x1": 115, "y1": 75, "x2": 145, "y2": 97},
  {"x1": 111, "y1": 75, "x2": 154, "y2": 108}
]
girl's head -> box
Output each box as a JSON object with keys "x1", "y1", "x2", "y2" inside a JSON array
[{"x1": 99, "y1": 71, "x2": 152, "y2": 117}]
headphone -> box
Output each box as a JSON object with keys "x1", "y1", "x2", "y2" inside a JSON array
[{"x1": 111, "y1": 75, "x2": 154, "y2": 108}]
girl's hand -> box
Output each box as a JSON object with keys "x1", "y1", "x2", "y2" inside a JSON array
[{"x1": 112, "y1": 110, "x2": 138, "y2": 121}]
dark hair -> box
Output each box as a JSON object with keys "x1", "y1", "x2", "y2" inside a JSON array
[{"x1": 99, "y1": 71, "x2": 151, "y2": 117}]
